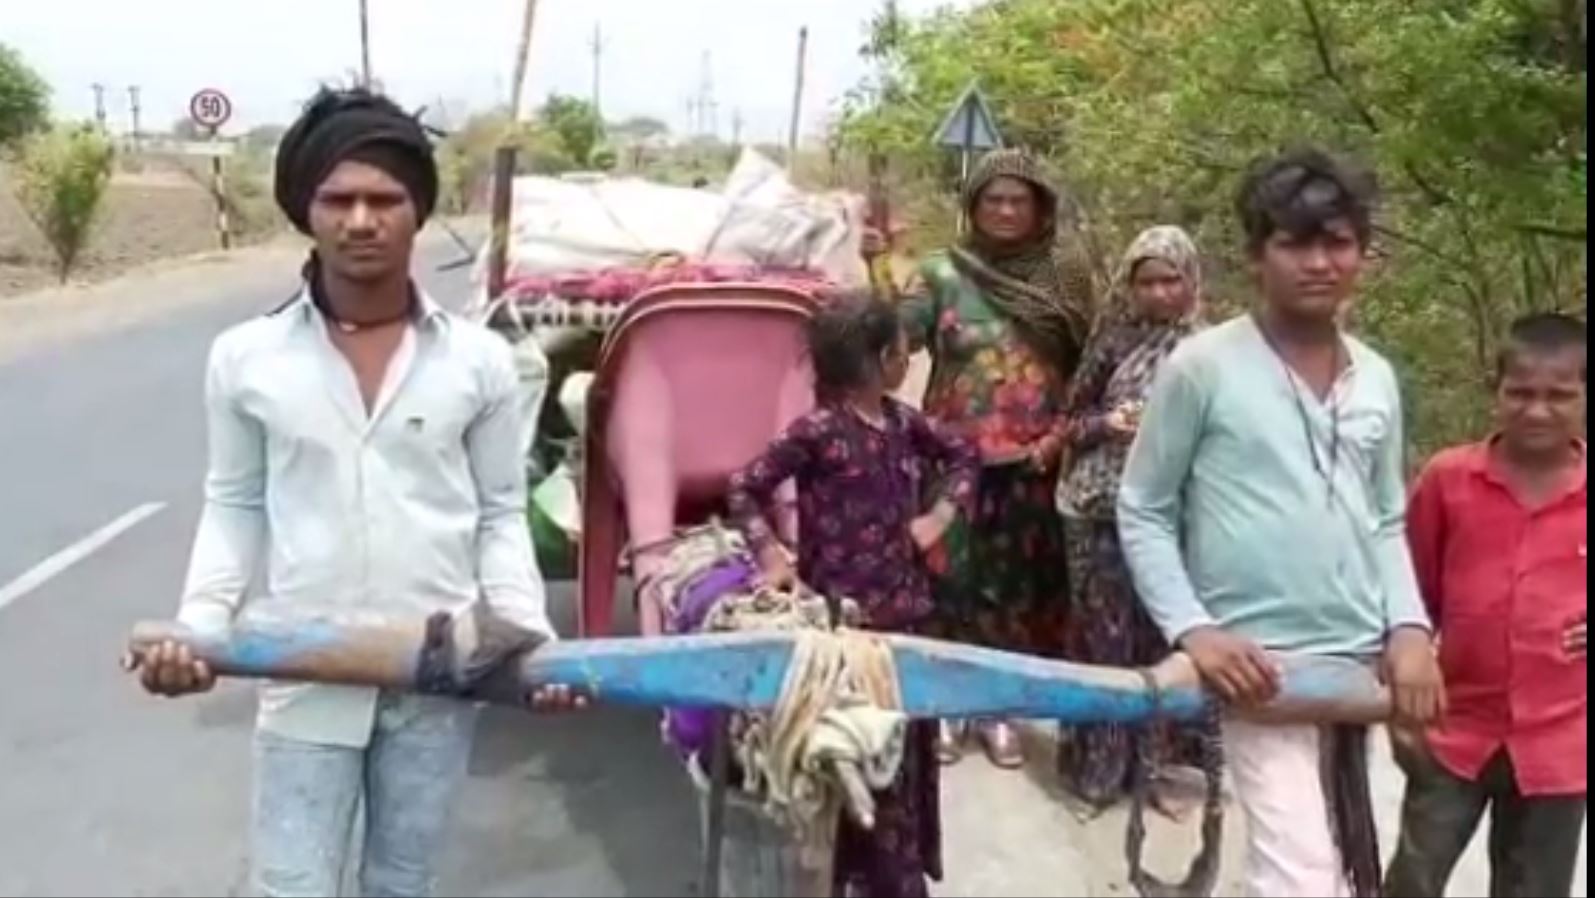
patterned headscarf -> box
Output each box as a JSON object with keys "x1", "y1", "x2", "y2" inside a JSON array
[
  {"x1": 951, "y1": 149, "x2": 1094, "y2": 379},
  {"x1": 1057, "y1": 225, "x2": 1204, "y2": 520},
  {"x1": 1098, "y1": 225, "x2": 1204, "y2": 417},
  {"x1": 1103, "y1": 225, "x2": 1203, "y2": 330}
]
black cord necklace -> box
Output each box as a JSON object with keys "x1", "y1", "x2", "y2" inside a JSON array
[
  {"x1": 325, "y1": 305, "x2": 414, "y2": 334},
  {"x1": 1254, "y1": 314, "x2": 1344, "y2": 504},
  {"x1": 306, "y1": 254, "x2": 417, "y2": 333}
]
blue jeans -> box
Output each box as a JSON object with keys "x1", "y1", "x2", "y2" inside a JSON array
[{"x1": 251, "y1": 693, "x2": 476, "y2": 898}]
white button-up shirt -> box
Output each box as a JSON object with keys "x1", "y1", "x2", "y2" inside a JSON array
[{"x1": 178, "y1": 289, "x2": 556, "y2": 747}]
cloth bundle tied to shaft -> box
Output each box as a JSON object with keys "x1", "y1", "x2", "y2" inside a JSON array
[
  {"x1": 650, "y1": 525, "x2": 908, "y2": 866},
  {"x1": 738, "y1": 628, "x2": 908, "y2": 869}
]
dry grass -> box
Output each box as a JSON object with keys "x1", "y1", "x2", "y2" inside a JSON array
[{"x1": 0, "y1": 159, "x2": 278, "y2": 298}]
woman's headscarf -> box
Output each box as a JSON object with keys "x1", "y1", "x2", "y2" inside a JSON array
[
  {"x1": 1102, "y1": 225, "x2": 1203, "y2": 330},
  {"x1": 1057, "y1": 225, "x2": 1204, "y2": 519},
  {"x1": 950, "y1": 149, "x2": 1094, "y2": 379},
  {"x1": 1091, "y1": 225, "x2": 1204, "y2": 401}
]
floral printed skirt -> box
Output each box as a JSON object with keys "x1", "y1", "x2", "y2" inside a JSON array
[
  {"x1": 1056, "y1": 515, "x2": 1211, "y2": 808},
  {"x1": 922, "y1": 463, "x2": 1070, "y2": 658}
]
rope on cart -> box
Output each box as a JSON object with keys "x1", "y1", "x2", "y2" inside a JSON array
[{"x1": 1125, "y1": 669, "x2": 1225, "y2": 898}]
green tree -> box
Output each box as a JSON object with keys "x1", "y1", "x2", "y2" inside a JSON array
[
  {"x1": 435, "y1": 108, "x2": 578, "y2": 214},
  {"x1": 9, "y1": 125, "x2": 116, "y2": 281},
  {"x1": 538, "y1": 94, "x2": 605, "y2": 168},
  {"x1": 840, "y1": 0, "x2": 1587, "y2": 454},
  {"x1": 0, "y1": 43, "x2": 49, "y2": 148}
]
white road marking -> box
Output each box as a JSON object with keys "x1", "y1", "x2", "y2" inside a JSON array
[{"x1": 0, "y1": 502, "x2": 167, "y2": 612}]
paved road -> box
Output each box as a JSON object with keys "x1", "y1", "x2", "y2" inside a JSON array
[
  {"x1": 0, "y1": 231, "x2": 699, "y2": 897},
  {"x1": 0, "y1": 232, "x2": 1581, "y2": 897}
]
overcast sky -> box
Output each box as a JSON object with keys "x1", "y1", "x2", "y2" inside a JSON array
[{"x1": 2, "y1": 0, "x2": 969, "y2": 141}]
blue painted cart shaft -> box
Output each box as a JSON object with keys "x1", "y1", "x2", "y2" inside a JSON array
[{"x1": 127, "y1": 612, "x2": 1391, "y2": 726}]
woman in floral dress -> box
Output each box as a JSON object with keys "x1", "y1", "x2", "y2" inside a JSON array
[
  {"x1": 728, "y1": 295, "x2": 980, "y2": 897},
  {"x1": 886, "y1": 149, "x2": 1095, "y2": 768},
  {"x1": 1055, "y1": 225, "x2": 1211, "y2": 811}
]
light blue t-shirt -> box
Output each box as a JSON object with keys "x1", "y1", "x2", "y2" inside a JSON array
[{"x1": 1117, "y1": 316, "x2": 1430, "y2": 657}]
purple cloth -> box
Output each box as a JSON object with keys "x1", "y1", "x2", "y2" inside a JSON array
[
  {"x1": 666, "y1": 557, "x2": 758, "y2": 634},
  {"x1": 663, "y1": 706, "x2": 716, "y2": 759},
  {"x1": 661, "y1": 555, "x2": 760, "y2": 760}
]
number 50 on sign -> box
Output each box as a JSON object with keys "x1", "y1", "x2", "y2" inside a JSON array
[{"x1": 189, "y1": 88, "x2": 233, "y2": 131}]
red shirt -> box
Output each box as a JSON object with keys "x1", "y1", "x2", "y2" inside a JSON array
[{"x1": 1407, "y1": 440, "x2": 1587, "y2": 796}]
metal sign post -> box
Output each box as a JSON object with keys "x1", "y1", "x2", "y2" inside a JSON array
[
  {"x1": 207, "y1": 132, "x2": 232, "y2": 251},
  {"x1": 932, "y1": 81, "x2": 1003, "y2": 233},
  {"x1": 190, "y1": 89, "x2": 235, "y2": 251}
]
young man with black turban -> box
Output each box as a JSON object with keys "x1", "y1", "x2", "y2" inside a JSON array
[{"x1": 126, "y1": 87, "x2": 581, "y2": 897}]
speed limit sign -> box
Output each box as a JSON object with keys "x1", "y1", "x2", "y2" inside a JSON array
[{"x1": 189, "y1": 88, "x2": 233, "y2": 131}]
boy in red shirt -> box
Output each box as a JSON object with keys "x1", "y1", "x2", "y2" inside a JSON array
[{"x1": 1386, "y1": 313, "x2": 1587, "y2": 898}]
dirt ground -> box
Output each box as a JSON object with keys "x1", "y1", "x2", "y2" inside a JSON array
[{"x1": 0, "y1": 162, "x2": 265, "y2": 298}]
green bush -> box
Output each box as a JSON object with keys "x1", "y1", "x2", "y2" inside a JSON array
[{"x1": 9, "y1": 125, "x2": 115, "y2": 281}]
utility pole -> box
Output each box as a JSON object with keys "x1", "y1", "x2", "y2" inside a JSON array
[
  {"x1": 590, "y1": 22, "x2": 606, "y2": 117},
  {"x1": 127, "y1": 85, "x2": 142, "y2": 148},
  {"x1": 508, "y1": 0, "x2": 541, "y2": 120},
  {"x1": 787, "y1": 27, "x2": 809, "y2": 166},
  {"x1": 358, "y1": 0, "x2": 373, "y2": 87},
  {"x1": 490, "y1": 0, "x2": 539, "y2": 314},
  {"x1": 91, "y1": 83, "x2": 107, "y2": 131},
  {"x1": 731, "y1": 109, "x2": 744, "y2": 148}
]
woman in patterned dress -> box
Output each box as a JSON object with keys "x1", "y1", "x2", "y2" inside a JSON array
[
  {"x1": 887, "y1": 149, "x2": 1095, "y2": 768},
  {"x1": 1055, "y1": 225, "x2": 1212, "y2": 812},
  {"x1": 727, "y1": 295, "x2": 980, "y2": 897}
]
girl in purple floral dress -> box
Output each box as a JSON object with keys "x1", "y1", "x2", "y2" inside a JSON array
[{"x1": 727, "y1": 295, "x2": 979, "y2": 898}]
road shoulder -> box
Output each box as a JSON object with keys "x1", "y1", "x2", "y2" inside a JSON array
[
  {"x1": 0, "y1": 240, "x2": 306, "y2": 363},
  {"x1": 0, "y1": 219, "x2": 483, "y2": 364}
]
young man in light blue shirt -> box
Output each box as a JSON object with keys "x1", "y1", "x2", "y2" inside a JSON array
[{"x1": 1117, "y1": 147, "x2": 1444, "y2": 898}]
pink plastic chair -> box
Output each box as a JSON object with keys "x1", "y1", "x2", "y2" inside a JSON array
[{"x1": 578, "y1": 284, "x2": 820, "y2": 637}]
